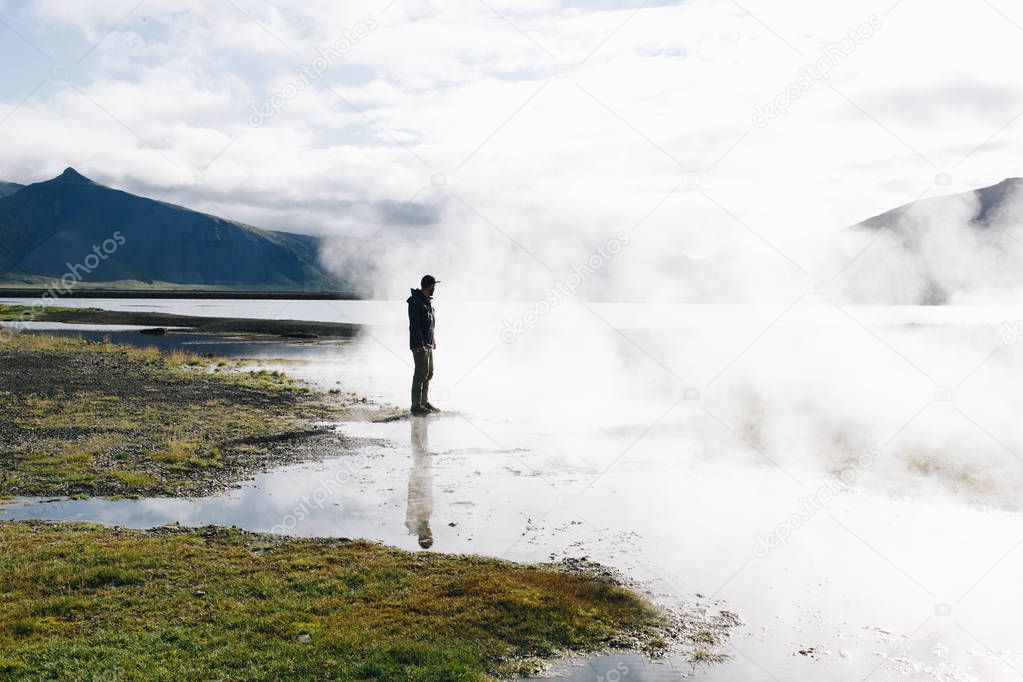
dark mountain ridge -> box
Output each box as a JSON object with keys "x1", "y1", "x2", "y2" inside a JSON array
[{"x1": 0, "y1": 168, "x2": 342, "y2": 291}]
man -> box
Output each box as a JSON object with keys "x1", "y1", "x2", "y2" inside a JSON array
[{"x1": 408, "y1": 274, "x2": 440, "y2": 415}]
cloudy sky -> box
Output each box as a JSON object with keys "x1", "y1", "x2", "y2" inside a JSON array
[{"x1": 2, "y1": 0, "x2": 1023, "y2": 297}]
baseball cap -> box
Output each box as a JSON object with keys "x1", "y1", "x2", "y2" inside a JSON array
[{"x1": 421, "y1": 275, "x2": 441, "y2": 287}]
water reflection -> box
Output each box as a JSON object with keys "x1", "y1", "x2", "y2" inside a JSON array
[{"x1": 406, "y1": 416, "x2": 434, "y2": 548}]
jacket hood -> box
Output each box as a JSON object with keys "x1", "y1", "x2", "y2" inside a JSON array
[{"x1": 407, "y1": 288, "x2": 426, "y2": 304}]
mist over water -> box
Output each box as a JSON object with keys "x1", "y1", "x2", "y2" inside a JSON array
[
  {"x1": 316, "y1": 166, "x2": 1023, "y2": 521},
  {"x1": 312, "y1": 153, "x2": 1023, "y2": 527},
  {"x1": 338, "y1": 291, "x2": 1023, "y2": 514}
]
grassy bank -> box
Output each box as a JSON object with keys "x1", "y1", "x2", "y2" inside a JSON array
[
  {"x1": 0, "y1": 333, "x2": 369, "y2": 498},
  {"x1": 0, "y1": 304, "x2": 99, "y2": 321},
  {"x1": 0, "y1": 521, "x2": 679, "y2": 680}
]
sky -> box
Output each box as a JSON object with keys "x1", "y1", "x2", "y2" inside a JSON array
[{"x1": 2, "y1": 0, "x2": 1023, "y2": 298}]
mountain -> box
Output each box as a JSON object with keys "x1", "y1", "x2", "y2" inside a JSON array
[
  {"x1": 0, "y1": 181, "x2": 23, "y2": 198},
  {"x1": 844, "y1": 177, "x2": 1023, "y2": 304},
  {"x1": 0, "y1": 168, "x2": 344, "y2": 291},
  {"x1": 853, "y1": 177, "x2": 1022, "y2": 232}
]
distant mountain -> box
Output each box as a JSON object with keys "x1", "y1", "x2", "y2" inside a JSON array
[
  {"x1": 854, "y1": 177, "x2": 1022, "y2": 232},
  {"x1": 0, "y1": 181, "x2": 23, "y2": 198},
  {"x1": 0, "y1": 168, "x2": 344, "y2": 291},
  {"x1": 845, "y1": 177, "x2": 1023, "y2": 304}
]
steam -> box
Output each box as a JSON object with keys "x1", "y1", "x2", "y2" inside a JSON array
[
  {"x1": 318, "y1": 179, "x2": 1023, "y2": 511},
  {"x1": 320, "y1": 179, "x2": 1023, "y2": 304}
]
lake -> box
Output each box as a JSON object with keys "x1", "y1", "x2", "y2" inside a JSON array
[{"x1": 3, "y1": 296, "x2": 1023, "y2": 680}]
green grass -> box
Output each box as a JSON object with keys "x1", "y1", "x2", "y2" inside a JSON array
[
  {"x1": 0, "y1": 522, "x2": 671, "y2": 680},
  {"x1": 689, "y1": 648, "x2": 730, "y2": 665}
]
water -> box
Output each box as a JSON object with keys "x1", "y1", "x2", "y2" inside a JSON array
[
  {"x1": 4, "y1": 298, "x2": 1023, "y2": 680},
  {"x1": 9, "y1": 295, "x2": 1023, "y2": 327}
]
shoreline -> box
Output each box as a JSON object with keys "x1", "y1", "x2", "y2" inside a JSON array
[
  {"x1": 0, "y1": 304, "x2": 361, "y2": 339},
  {"x1": 0, "y1": 288, "x2": 366, "y2": 300},
  {"x1": 0, "y1": 333, "x2": 401, "y2": 498}
]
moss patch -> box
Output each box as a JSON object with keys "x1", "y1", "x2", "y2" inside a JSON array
[
  {"x1": 0, "y1": 521, "x2": 672, "y2": 680},
  {"x1": 0, "y1": 304, "x2": 100, "y2": 322}
]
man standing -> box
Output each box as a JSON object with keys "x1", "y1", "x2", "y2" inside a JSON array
[{"x1": 408, "y1": 274, "x2": 440, "y2": 415}]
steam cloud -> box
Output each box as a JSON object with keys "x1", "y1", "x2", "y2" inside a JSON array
[{"x1": 318, "y1": 179, "x2": 1023, "y2": 511}]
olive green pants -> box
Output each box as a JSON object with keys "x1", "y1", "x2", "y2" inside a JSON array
[{"x1": 411, "y1": 349, "x2": 434, "y2": 409}]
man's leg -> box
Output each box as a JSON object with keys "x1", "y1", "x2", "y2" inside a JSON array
[
  {"x1": 421, "y1": 349, "x2": 434, "y2": 407},
  {"x1": 411, "y1": 351, "x2": 428, "y2": 410}
]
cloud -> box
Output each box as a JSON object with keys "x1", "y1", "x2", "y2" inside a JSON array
[{"x1": 1, "y1": 0, "x2": 1023, "y2": 300}]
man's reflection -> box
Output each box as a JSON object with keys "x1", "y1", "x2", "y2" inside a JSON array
[{"x1": 406, "y1": 416, "x2": 434, "y2": 549}]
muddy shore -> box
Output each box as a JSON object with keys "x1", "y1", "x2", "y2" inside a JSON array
[{"x1": 0, "y1": 333, "x2": 402, "y2": 498}]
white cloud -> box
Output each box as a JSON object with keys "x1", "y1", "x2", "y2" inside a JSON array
[{"x1": 2, "y1": 0, "x2": 1023, "y2": 299}]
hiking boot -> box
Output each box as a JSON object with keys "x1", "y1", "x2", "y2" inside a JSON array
[
  {"x1": 423, "y1": 402, "x2": 441, "y2": 413},
  {"x1": 411, "y1": 406, "x2": 430, "y2": 416}
]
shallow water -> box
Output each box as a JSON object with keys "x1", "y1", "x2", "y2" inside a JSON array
[
  {"x1": 6, "y1": 414, "x2": 1021, "y2": 679},
  {"x1": 4, "y1": 298, "x2": 1023, "y2": 680}
]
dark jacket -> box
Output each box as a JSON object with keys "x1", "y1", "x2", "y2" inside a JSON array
[{"x1": 407, "y1": 288, "x2": 435, "y2": 350}]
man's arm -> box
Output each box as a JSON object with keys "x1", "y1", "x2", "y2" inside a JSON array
[{"x1": 409, "y1": 300, "x2": 427, "y2": 351}]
